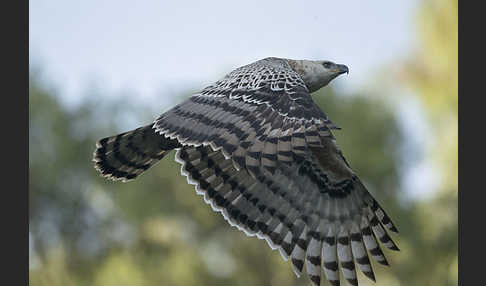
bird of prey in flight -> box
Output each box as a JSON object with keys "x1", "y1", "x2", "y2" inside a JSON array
[{"x1": 93, "y1": 57, "x2": 399, "y2": 286}]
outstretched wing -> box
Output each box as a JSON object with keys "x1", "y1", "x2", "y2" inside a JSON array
[
  {"x1": 92, "y1": 57, "x2": 399, "y2": 285},
  {"x1": 176, "y1": 144, "x2": 399, "y2": 286},
  {"x1": 153, "y1": 57, "x2": 339, "y2": 177},
  {"x1": 152, "y1": 57, "x2": 399, "y2": 285}
]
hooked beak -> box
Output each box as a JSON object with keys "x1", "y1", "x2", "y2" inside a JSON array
[{"x1": 336, "y1": 64, "x2": 349, "y2": 75}]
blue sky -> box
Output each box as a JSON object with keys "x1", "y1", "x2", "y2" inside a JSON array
[
  {"x1": 30, "y1": 0, "x2": 418, "y2": 106},
  {"x1": 30, "y1": 0, "x2": 437, "y2": 200}
]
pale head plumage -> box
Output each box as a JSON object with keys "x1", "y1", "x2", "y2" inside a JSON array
[{"x1": 287, "y1": 59, "x2": 349, "y2": 92}]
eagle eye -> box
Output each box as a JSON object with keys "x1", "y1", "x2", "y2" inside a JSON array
[{"x1": 322, "y1": 62, "x2": 333, "y2": 69}]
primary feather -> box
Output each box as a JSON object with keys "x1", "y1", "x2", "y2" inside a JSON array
[{"x1": 93, "y1": 57, "x2": 399, "y2": 286}]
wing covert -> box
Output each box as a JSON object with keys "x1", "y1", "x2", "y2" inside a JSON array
[{"x1": 154, "y1": 57, "x2": 339, "y2": 176}]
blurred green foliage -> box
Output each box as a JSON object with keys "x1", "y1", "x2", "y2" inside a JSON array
[
  {"x1": 29, "y1": 0, "x2": 457, "y2": 285},
  {"x1": 394, "y1": 0, "x2": 458, "y2": 284}
]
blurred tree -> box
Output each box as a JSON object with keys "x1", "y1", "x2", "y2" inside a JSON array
[
  {"x1": 392, "y1": 0, "x2": 458, "y2": 285},
  {"x1": 400, "y1": 0, "x2": 457, "y2": 193}
]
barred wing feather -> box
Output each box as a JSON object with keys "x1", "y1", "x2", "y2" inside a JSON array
[
  {"x1": 94, "y1": 57, "x2": 399, "y2": 286},
  {"x1": 154, "y1": 58, "x2": 338, "y2": 178},
  {"x1": 176, "y1": 144, "x2": 399, "y2": 286}
]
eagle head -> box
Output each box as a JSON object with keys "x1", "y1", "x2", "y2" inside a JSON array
[{"x1": 287, "y1": 59, "x2": 349, "y2": 93}]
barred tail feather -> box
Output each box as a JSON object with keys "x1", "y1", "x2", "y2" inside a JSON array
[{"x1": 93, "y1": 124, "x2": 181, "y2": 182}]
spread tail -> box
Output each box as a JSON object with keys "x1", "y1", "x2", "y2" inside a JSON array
[{"x1": 93, "y1": 124, "x2": 181, "y2": 182}]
